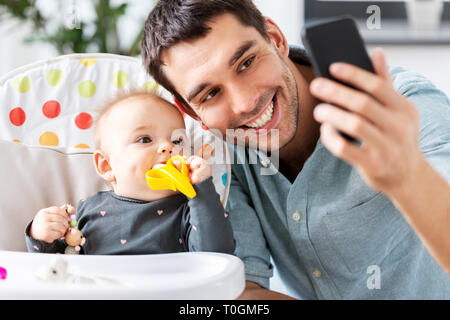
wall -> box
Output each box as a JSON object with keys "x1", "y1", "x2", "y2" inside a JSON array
[
  {"x1": 0, "y1": 20, "x2": 58, "y2": 77},
  {"x1": 367, "y1": 44, "x2": 450, "y2": 96}
]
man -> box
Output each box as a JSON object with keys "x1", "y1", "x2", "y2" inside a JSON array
[{"x1": 141, "y1": 0, "x2": 450, "y2": 299}]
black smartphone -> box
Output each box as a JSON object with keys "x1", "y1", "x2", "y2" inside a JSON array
[{"x1": 301, "y1": 15, "x2": 375, "y2": 143}]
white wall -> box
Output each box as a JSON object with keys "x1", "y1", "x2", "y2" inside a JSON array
[
  {"x1": 254, "y1": 0, "x2": 303, "y2": 46},
  {"x1": 368, "y1": 44, "x2": 450, "y2": 96},
  {"x1": 0, "y1": 20, "x2": 58, "y2": 77}
]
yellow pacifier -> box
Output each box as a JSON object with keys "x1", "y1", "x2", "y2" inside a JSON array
[{"x1": 145, "y1": 155, "x2": 197, "y2": 198}]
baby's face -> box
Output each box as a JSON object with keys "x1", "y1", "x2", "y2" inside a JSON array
[{"x1": 99, "y1": 95, "x2": 186, "y2": 201}]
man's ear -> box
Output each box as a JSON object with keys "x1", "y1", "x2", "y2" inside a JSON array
[
  {"x1": 264, "y1": 17, "x2": 289, "y2": 59},
  {"x1": 93, "y1": 150, "x2": 115, "y2": 183}
]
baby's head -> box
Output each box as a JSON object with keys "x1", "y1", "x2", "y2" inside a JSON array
[{"x1": 93, "y1": 91, "x2": 186, "y2": 201}]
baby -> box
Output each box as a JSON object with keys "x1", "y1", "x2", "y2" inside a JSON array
[{"x1": 25, "y1": 91, "x2": 235, "y2": 255}]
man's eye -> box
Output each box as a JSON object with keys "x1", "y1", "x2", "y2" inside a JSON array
[
  {"x1": 137, "y1": 137, "x2": 152, "y2": 144},
  {"x1": 239, "y1": 57, "x2": 254, "y2": 72},
  {"x1": 203, "y1": 88, "x2": 220, "y2": 103}
]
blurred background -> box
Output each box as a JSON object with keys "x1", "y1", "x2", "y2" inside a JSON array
[{"x1": 0, "y1": 0, "x2": 449, "y2": 298}]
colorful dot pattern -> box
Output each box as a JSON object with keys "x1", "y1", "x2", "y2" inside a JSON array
[
  {"x1": 9, "y1": 107, "x2": 26, "y2": 126},
  {"x1": 46, "y1": 69, "x2": 63, "y2": 87},
  {"x1": 13, "y1": 76, "x2": 30, "y2": 93},
  {"x1": 0, "y1": 55, "x2": 230, "y2": 204},
  {"x1": 78, "y1": 80, "x2": 96, "y2": 98},
  {"x1": 42, "y1": 100, "x2": 61, "y2": 118},
  {"x1": 2, "y1": 58, "x2": 150, "y2": 148}
]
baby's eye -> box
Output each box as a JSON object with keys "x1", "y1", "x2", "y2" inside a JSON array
[{"x1": 137, "y1": 136, "x2": 152, "y2": 144}]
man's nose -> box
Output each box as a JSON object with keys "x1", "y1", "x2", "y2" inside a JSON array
[
  {"x1": 157, "y1": 141, "x2": 173, "y2": 155},
  {"x1": 228, "y1": 85, "x2": 258, "y2": 115}
]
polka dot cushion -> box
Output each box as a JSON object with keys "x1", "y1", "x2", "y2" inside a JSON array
[{"x1": 0, "y1": 53, "x2": 230, "y2": 206}]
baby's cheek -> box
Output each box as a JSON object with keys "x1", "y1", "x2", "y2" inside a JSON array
[{"x1": 122, "y1": 164, "x2": 148, "y2": 189}]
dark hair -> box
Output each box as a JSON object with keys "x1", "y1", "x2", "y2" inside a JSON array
[{"x1": 141, "y1": 0, "x2": 270, "y2": 114}]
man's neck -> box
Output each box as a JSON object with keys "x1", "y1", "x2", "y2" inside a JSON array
[{"x1": 278, "y1": 61, "x2": 321, "y2": 182}]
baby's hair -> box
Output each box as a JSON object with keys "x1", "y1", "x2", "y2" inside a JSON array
[{"x1": 94, "y1": 87, "x2": 167, "y2": 150}]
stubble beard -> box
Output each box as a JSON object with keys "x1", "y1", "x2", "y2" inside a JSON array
[{"x1": 249, "y1": 58, "x2": 300, "y2": 153}]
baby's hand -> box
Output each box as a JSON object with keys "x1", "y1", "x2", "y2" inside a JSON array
[
  {"x1": 173, "y1": 155, "x2": 212, "y2": 185},
  {"x1": 30, "y1": 205, "x2": 70, "y2": 243},
  {"x1": 186, "y1": 155, "x2": 212, "y2": 185}
]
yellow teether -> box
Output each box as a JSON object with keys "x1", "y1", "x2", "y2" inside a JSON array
[{"x1": 145, "y1": 155, "x2": 197, "y2": 198}]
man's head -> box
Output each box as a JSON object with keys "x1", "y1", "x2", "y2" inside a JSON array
[
  {"x1": 142, "y1": 0, "x2": 269, "y2": 115},
  {"x1": 142, "y1": 0, "x2": 309, "y2": 151},
  {"x1": 93, "y1": 91, "x2": 186, "y2": 201}
]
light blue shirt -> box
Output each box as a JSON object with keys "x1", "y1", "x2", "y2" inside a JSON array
[{"x1": 226, "y1": 64, "x2": 450, "y2": 299}]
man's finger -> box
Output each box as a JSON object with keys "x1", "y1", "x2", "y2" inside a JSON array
[
  {"x1": 314, "y1": 103, "x2": 386, "y2": 149},
  {"x1": 310, "y1": 79, "x2": 395, "y2": 132},
  {"x1": 327, "y1": 62, "x2": 397, "y2": 106},
  {"x1": 371, "y1": 48, "x2": 392, "y2": 82},
  {"x1": 320, "y1": 123, "x2": 367, "y2": 166}
]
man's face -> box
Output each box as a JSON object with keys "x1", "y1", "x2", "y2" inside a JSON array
[{"x1": 162, "y1": 13, "x2": 299, "y2": 152}]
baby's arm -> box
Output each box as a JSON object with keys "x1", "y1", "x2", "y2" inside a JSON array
[
  {"x1": 183, "y1": 159, "x2": 235, "y2": 254},
  {"x1": 25, "y1": 205, "x2": 70, "y2": 253}
]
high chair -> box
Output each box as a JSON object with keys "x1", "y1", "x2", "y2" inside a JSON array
[{"x1": 0, "y1": 53, "x2": 243, "y2": 299}]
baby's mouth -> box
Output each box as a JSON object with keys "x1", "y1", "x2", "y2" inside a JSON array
[{"x1": 151, "y1": 161, "x2": 167, "y2": 169}]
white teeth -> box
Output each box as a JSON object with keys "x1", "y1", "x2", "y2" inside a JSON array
[{"x1": 246, "y1": 101, "x2": 274, "y2": 128}]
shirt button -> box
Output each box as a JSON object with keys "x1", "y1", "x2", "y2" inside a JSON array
[
  {"x1": 312, "y1": 269, "x2": 322, "y2": 278},
  {"x1": 292, "y1": 211, "x2": 301, "y2": 222}
]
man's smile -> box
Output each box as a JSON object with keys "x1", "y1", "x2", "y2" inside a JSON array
[{"x1": 239, "y1": 91, "x2": 280, "y2": 134}]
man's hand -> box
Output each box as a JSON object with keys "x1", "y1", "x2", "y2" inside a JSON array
[
  {"x1": 310, "y1": 48, "x2": 424, "y2": 199},
  {"x1": 310, "y1": 48, "x2": 450, "y2": 273},
  {"x1": 30, "y1": 205, "x2": 70, "y2": 243},
  {"x1": 237, "y1": 281, "x2": 296, "y2": 300}
]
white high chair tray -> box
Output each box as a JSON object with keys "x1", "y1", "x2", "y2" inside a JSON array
[{"x1": 0, "y1": 250, "x2": 245, "y2": 300}]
